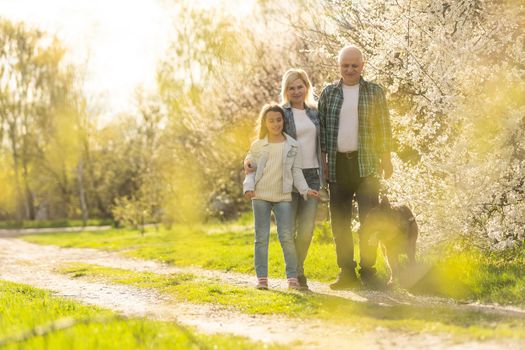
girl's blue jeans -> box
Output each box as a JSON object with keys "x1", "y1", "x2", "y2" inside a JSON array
[{"x1": 252, "y1": 199, "x2": 298, "y2": 278}]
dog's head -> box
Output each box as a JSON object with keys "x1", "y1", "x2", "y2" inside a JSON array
[
  {"x1": 364, "y1": 195, "x2": 391, "y2": 225},
  {"x1": 362, "y1": 195, "x2": 396, "y2": 241}
]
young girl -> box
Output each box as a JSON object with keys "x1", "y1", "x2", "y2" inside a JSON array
[{"x1": 243, "y1": 103, "x2": 318, "y2": 290}]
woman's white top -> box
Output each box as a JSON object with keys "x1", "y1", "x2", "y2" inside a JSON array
[{"x1": 292, "y1": 108, "x2": 319, "y2": 169}]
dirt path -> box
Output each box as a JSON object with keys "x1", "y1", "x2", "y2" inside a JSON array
[{"x1": 0, "y1": 238, "x2": 523, "y2": 349}]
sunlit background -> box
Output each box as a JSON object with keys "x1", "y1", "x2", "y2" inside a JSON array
[{"x1": 0, "y1": 0, "x2": 523, "y2": 253}]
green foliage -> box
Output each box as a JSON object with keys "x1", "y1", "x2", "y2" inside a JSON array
[
  {"x1": 0, "y1": 19, "x2": 168, "y2": 225},
  {"x1": 0, "y1": 280, "x2": 281, "y2": 349},
  {"x1": 112, "y1": 196, "x2": 157, "y2": 234},
  {"x1": 0, "y1": 18, "x2": 85, "y2": 220}
]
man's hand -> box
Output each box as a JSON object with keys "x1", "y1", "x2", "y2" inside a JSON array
[
  {"x1": 243, "y1": 160, "x2": 255, "y2": 175},
  {"x1": 244, "y1": 191, "x2": 255, "y2": 200},
  {"x1": 381, "y1": 154, "x2": 393, "y2": 180},
  {"x1": 322, "y1": 152, "x2": 328, "y2": 180}
]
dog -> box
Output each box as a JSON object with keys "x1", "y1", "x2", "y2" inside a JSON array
[{"x1": 362, "y1": 195, "x2": 418, "y2": 286}]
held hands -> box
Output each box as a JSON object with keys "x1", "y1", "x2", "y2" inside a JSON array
[
  {"x1": 307, "y1": 189, "x2": 319, "y2": 198},
  {"x1": 244, "y1": 191, "x2": 255, "y2": 200}
]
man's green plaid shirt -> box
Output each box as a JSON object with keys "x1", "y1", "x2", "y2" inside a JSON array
[{"x1": 319, "y1": 77, "x2": 392, "y2": 182}]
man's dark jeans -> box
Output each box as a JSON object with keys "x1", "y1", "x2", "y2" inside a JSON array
[{"x1": 328, "y1": 152, "x2": 379, "y2": 274}]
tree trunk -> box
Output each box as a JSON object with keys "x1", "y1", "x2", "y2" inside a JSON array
[
  {"x1": 9, "y1": 124, "x2": 24, "y2": 222},
  {"x1": 22, "y1": 159, "x2": 35, "y2": 220},
  {"x1": 77, "y1": 159, "x2": 89, "y2": 226}
]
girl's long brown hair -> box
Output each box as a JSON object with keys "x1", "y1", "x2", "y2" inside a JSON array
[{"x1": 256, "y1": 103, "x2": 286, "y2": 139}]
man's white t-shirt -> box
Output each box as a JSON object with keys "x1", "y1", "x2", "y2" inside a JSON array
[{"x1": 337, "y1": 84, "x2": 359, "y2": 152}]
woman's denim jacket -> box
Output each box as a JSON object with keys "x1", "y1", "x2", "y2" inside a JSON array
[
  {"x1": 243, "y1": 133, "x2": 309, "y2": 200},
  {"x1": 281, "y1": 103, "x2": 325, "y2": 187}
]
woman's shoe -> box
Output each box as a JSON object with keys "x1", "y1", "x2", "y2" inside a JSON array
[{"x1": 298, "y1": 275, "x2": 310, "y2": 291}]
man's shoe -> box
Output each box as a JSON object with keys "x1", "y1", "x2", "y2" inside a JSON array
[
  {"x1": 360, "y1": 269, "x2": 385, "y2": 290},
  {"x1": 298, "y1": 275, "x2": 310, "y2": 291},
  {"x1": 329, "y1": 270, "x2": 360, "y2": 290}
]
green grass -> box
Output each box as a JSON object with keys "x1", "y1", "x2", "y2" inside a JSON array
[
  {"x1": 22, "y1": 222, "x2": 525, "y2": 306},
  {"x1": 412, "y1": 246, "x2": 525, "y2": 305},
  {"x1": 0, "y1": 280, "x2": 284, "y2": 350},
  {"x1": 22, "y1": 223, "x2": 382, "y2": 279},
  {"x1": 55, "y1": 262, "x2": 525, "y2": 341}
]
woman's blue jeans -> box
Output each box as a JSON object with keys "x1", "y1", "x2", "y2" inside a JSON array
[
  {"x1": 291, "y1": 168, "x2": 320, "y2": 277},
  {"x1": 252, "y1": 199, "x2": 298, "y2": 278}
]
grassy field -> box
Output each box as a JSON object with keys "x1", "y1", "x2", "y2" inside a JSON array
[
  {"x1": 55, "y1": 262, "x2": 525, "y2": 341},
  {"x1": 22, "y1": 220, "x2": 525, "y2": 306},
  {"x1": 0, "y1": 280, "x2": 284, "y2": 350}
]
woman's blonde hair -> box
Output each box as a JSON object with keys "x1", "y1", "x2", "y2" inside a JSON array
[
  {"x1": 280, "y1": 68, "x2": 317, "y2": 108},
  {"x1": 256, "y1": 103, "x2": 286, "y2": 139}
]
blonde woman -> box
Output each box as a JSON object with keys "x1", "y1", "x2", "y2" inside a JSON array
[{"x1": 280, "y1": 68, "x2": 324, "y2": 290}]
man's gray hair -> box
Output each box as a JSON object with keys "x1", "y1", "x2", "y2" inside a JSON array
[{"x1": 337, "y1": 45, "x2": 364, "y2": 64}]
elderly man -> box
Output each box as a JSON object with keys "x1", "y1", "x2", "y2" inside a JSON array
[{"x1": 319, "y1": 45, "x2": 393, "y2": 289}]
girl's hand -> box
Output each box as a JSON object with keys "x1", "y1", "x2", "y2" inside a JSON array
[
  {"x1": 243, "y1": 160, "x2": 255, "y2": 174},
  {"x1": 307, "y1": 189, "x2": 319, "y2": 198},
  {"x1": 244, "y1": 191, "x2": 255, "y2": 199}
]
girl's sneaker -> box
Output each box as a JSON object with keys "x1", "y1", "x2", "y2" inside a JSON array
[
  {"x1": 288, "y1": 277, "x2": 301, "y2": 290},
  {"x1": 256, "y1": 277, "x2": 268, "y2": 290}
]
